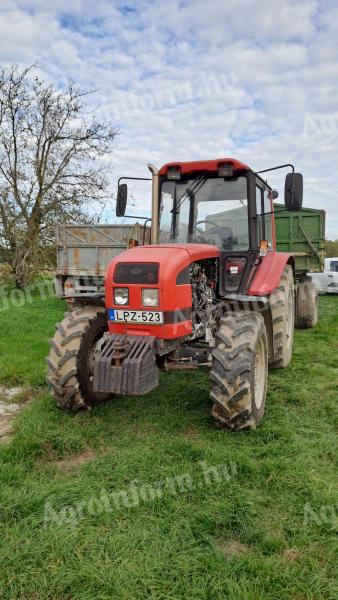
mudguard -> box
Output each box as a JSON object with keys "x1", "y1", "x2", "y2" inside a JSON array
[{"x1": 248, "y1": 252, "x2": 295, "y2": 296}]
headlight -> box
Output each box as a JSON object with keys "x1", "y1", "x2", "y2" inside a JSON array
[
  {"x1": 114, "y1": 288, "x2": 129, "y2": 305},
  {"x1": 142, "y1": 288, "x2": 159, "y2": 307}
]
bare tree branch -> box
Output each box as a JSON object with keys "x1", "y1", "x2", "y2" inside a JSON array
[{"x1": 0, "y1": 65, "x2": 118, "y2": 287}]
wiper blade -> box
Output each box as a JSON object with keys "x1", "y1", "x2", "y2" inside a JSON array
[{"x1": 171, "y1": 173, "x2": 207, "y2": 213}]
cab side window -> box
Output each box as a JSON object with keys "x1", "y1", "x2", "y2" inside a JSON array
[
  {"x1": 256, "y1": 185, "x2": 273, "y2": 248},
  {"x1": 256, "y1": 185, "x2": 264, "y2": 244},
  {"x1": 264, "y1": 190, "x2": 273, "y2": 246}
]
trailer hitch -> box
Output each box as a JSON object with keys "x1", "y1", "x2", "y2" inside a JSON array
[{"x1": 110, "y1": 336, "x2": 130, "y2": 366}]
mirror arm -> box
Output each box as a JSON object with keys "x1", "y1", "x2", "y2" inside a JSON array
[
  {"x1": 256, "y1": 164, "x2": 302, "y2": 211},
  {"x1": 256, "y1": 163, "x2": 295, "y2": 175},
  {"x1": 117, "y1": 175, "x2": 152, "y2": 218},
  {"x1": 118, "y1": 176, "x2": 152, "y2": 185}
]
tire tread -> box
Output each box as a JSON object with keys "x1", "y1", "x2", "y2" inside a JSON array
[
  {"x1": 210, "y1": 312, "x2": 267, "y2": 431},
  {"x1": 46, "y1": 306, "x2": 106, "y2": 410}
]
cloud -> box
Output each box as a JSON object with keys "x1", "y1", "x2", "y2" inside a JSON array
[{"x1": 0, "y1": 0, "x2": 337, "y2": 236}]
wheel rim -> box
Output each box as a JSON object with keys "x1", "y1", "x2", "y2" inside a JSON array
[
  {"x1": 254, "y1": 337, "x2": 266, "y2": 410},
  {"x1": 77, "y1": 316, "x2": 110, "y2": 403},
  {"x1": 87, "y1": 330, "x2": 103, "y2": 378},
  {"x1": 85, "y1": 327, "x2": 108, "y2": 398}
]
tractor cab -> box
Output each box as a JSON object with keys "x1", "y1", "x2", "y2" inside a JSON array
[
  {"x1": 116, "y1": 158, "x2": 303, "y2": 295},
  {"x1": 117, "y1": 160, "x2": 303, "y2": 245},
  {"x1": 158, "y1": 160, "x2": 265, "y2": 250}
]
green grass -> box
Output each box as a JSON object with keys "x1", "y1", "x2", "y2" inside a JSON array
[
  {"x1": 0, "y1": 291, "x2": 337, "y2": 599},
  {"x1": 0, "y1": 282, "x2": 63, "y2": 386}
]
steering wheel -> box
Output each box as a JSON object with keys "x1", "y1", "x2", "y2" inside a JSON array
[
  {"x1": 195, "y1": 219, "x2": 220, "y2": 234},
  {"x1": 195, "y1": 220, "x2": 237, "y2": 250}
]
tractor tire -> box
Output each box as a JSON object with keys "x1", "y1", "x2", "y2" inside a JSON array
[
  {"x1": 295, "y1": 279, "x2": 318, "y2": 329},
  {"x1": 210, "y1": 312, "x2": 268, "y2": 431},
  {"x1": 46, "y1": 306, "x2": 111, "y2": 410},
  {"x1": 269, "y1": 265, "x2": 295, "y2": 369}
]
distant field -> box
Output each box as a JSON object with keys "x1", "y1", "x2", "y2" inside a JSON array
[{"x1": 0, "y1": 291, "x2": 337, "y2": 599}]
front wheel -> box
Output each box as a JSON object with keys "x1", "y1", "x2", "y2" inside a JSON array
[
  {"x1": 210, "y1": 312, "x2": 268, "y2": 431},
  {"x1": 46, "y1": 306, "x2": 111, "y2": 410}
]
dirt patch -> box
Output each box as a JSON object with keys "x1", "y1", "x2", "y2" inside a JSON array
[
  {"x1": 181, "y1": 426, "x2": 200, "y2": 438},
  {"x1": 282, "y1": 548, "x2": 301, "y2": 562},
  {"x1": 0, "y1": 386, "x2": 32, "y2": 443},
  {"x1": 131, "y1": 424, "x2": 156, "y2": 437},
  {"x1": 0, "y1": 386, "x2": 24, "y2": 401},
  {"x1": 54, "y1": 449, "x2": 98, "y2": 470},
  {"x1": 39, "y1": 445, "x2": 101, "y2": 471},
  {"x1": 216, "y1": 539, "x2": 250, "y2": 559}
]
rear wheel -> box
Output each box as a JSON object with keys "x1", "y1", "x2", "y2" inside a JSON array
[
  {"x1": 295, "y1": 279, "x2": 318, "y2": 329},
  {"x1": 269, "y1": 265, "x2": 295, "y2": 369},
  {"x1": 210, "y1": 312, "x2": 268, "y2": 431},
  {"x1": 46, "y1": 306, "x2": 111, "y2": 410}
]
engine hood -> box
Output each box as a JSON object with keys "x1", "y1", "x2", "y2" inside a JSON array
[
  {"x1": 108, "y1": 242, "x2": 219, "y2": 264},
  {"x1": 105, "y1": 243, "x2": 219, "y2": 289},
  {"x1": 105, "y1": 243, "x2": 219, "y2": 339}
]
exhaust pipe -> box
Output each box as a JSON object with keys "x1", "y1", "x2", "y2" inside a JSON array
[{"x1": 148, "y1": 163, "x2": 159, "y2": 245}]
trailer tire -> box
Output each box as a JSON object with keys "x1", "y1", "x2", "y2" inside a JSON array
[
  {"x1": 46, "y1": 306, "x2": 111, "y2": 410},
  {"x1": 210, "y1": 312, "x2": 268, "y2": 431},
  {"x1": 295, "y1": 279, "x2": 318, "y2": 329},
  {"x1": 269, "y1": 265, "x2": 294, "y2": 369}
]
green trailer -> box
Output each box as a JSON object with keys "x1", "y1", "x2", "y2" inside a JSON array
[{"x1": 274, "y1": 204, "x2": 325, "y2": 275}]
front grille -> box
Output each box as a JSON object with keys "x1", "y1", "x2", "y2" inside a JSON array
[{"x1": 113, "y1": 262, "x2": 159, "y2": 284}]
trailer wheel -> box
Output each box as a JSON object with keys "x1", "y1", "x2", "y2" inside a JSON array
[
  {"x1": 46, "y1": 306, "x2": 111, "y2": 410},
  {"x1": 210, "y1": 312, "x2": 268, "y2": 431},
  {"x1": 269, "y1": 265, "x2": 295, "y2": 369},
  {"x1": 295, "y1": 279, "x2": 318, "y2": 329}
]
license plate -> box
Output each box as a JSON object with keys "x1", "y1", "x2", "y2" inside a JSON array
[{"x1": 108, "y1": 309, "x2": 164, "y2": 324}]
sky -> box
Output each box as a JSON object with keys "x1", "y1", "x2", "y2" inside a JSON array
[{"x1": 0, "y1": 0, "x2": 337, "y2": 237}]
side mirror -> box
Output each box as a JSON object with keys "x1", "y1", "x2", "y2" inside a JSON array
[
  {"x1": 271, "y1": 190, "x2": 279, "y2": 200},
  {"x1": 285, "y1": 173, "x2": 303, "y2": 211},
  {"x1": 116, "y1": 183, "x2": 128, "y2": 217}
]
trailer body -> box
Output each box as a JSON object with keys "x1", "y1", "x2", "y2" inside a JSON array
[
  {"x1": 274, "y1": 204, "x2": 325, "y2": 275},
  {"x1": 54, "y1": 223, "x2": 150, "y2": 297}
]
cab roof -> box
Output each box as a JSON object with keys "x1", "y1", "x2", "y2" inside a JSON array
[{"x1": 158, "y1": 158, "x2": 250, "y2": 176}]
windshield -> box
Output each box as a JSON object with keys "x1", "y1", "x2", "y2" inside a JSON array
[{"x1": 159, "y1": 176, "x2": 249, "y2": 250}]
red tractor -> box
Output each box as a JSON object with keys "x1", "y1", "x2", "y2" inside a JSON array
[{"x1": 47, "y1": 158, "x2": 318, "y2": 430}]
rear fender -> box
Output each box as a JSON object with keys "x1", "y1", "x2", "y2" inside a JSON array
[{"x1": 248, "y1": 252, "x2": 295, "y2": 296}]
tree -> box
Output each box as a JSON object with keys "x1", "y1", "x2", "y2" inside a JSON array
[
  {"x1": 0, "y1": 65, "x2": 118, "y2": 287},
  {"x1": 325, "y1": 239, "x2": 338, "y2": 258}
]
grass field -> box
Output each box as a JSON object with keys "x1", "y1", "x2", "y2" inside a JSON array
[{"x1": 0, "y1": 290, "x2": 337, "y2": 599}]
